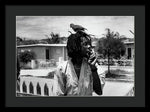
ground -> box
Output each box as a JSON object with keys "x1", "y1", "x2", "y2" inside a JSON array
[{"x1": 93, "y1": 81, "x2": 134, "y2": 96}]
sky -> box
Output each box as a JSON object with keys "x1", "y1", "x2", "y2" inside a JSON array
[{"x1": 16, "y1": 16, "x2": 134, "y2": 40}]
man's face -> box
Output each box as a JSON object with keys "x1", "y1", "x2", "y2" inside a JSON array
[{"x1": 80, "y1": 36, "x2": 92, "y2": 58}]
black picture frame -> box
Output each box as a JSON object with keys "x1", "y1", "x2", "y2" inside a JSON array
[{"x1": 4, "y1": 3, "x2": 146, "y2": 109}]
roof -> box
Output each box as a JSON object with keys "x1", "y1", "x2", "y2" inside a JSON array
[
  {"x1": 17, "y1": 44, "x2": 67, "y2": 48},
  {"x1": 123, "y1": 41, "x2": 134, "y2": 44},
  {"x1": 17, "y1": 42, "x2": 97, "y2": 48}
]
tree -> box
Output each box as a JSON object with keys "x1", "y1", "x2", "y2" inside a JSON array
[
  {"x1": 44, "y1": 32, "x2": 61, "y2": 44},
  {"x1": 16, "y1": 36, "x2": 23, "y2": 45},
  {"x1": 96, "y1": 28, "x2": 126, "y2": 76},
  {"x1": 17, "y1": 36, "x2": 23, "y2": 42},
  {"x1": 16, "y1": 36, "x2": 41, "y2": 45}
]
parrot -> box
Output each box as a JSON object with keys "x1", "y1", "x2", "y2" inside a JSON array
[{"x1": 70, "y1": 23, "x2": 87, "y2": 32}]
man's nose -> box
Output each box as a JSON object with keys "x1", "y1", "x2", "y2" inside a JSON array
[{"x1": 87, "y1": 46, "x2": 92, "y2": 52}]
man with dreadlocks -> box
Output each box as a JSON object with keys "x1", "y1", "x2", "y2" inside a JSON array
[{"x1": 53, "y1": 24, "x2": 105, "y2": 96}]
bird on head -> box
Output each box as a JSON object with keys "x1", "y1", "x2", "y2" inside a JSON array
[{"x1": 70, "y1": 23, "x2": 87, "y2": 32}]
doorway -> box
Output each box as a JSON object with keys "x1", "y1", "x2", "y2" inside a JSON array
[
  {"x1": 128, "y1": 48, "x2": 131, "y2": 59},
  {"x1": 46, "y1": 49, "x2": 49, "y2": 60}
]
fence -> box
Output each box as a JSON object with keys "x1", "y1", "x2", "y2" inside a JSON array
[
  {"x1": 97, "y1": 59, "x2": 134, "y2": 66},
  {"x1": 16, "y1": 75, "x2": 57, "y2": 96},
  {"x1": 30, "y1": 59, "x2": 57, "y2": 69},
  {"x1": 16, "y1": 75, "x2": 134, "y2": 97},
  {"x1": 24, "y1": 58, "x2": 134, "y2": 70}
]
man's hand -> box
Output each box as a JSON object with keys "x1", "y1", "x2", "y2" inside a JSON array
[{"x1": 88, "y1": 49, "x2": 98, "y2": 66}]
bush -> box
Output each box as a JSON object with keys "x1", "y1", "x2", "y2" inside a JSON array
[
  {"x1": 18, "y1": 50, "x2": 36, "y2": 64},
  {"x1": 47, "y1": 71, "x2": 55, "y2": 78}
]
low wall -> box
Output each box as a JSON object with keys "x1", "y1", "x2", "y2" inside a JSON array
[
  {"x1": 16, "y1": 76, "x2": 134, "y2": 97},
  {"x1": 125, "y1": 86, "x2": 134, "y2": 96},
  {"x1": 16, "y1": 76, "x2": 57, "y2": 96}
]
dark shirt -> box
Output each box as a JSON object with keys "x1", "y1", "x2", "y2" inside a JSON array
[{"x1": 90, "y1": 65, "x2": 102, "y2": 95}]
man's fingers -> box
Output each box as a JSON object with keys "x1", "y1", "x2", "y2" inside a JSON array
[
  {"x1": 91, "y1": 57, "x2": 97, "y2": 65},
  {"x1": 89, "y1": 53, "x2": 96, "y2": 59}
]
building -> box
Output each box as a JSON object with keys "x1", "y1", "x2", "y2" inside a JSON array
[
  {"x1": 17, "y1": 42, "x2": 98, "y2": 62},
  {"x1": 123, "y1": 41, "x2": 134, "y2": 59},
  {"x1": 17, "y1": 44, "x2": 68, "y2": 62}
]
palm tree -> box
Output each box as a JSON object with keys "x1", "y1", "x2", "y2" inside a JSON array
[
  {"x1": 97, "y1": 28, "x2": 126, "y2": 76},
  {"x1": 44, "y1": 32, "x2": 61, "y2": 44}
]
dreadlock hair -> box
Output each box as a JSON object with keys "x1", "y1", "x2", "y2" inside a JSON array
[
  {"x1": 67, "y1": 31, "x2": 92, "y2": 64},
  {"x1": 67, "y1": 33, "x2": 82, "y2": 63}
]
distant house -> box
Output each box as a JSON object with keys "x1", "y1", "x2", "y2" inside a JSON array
[
  {"x1": 17, "y1": 44, "x2": 68, "y2": 62},
  {"x1": 17, "y1": 43, "x2": 97, "y2": 62},
  {"x1": 123, "y1": 41, "x2": 134, "y2": 59}
]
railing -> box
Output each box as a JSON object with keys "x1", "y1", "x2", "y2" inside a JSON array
[
  {"x1": 31, "y1": 59, "x2": 57, "y2": 69},
  {"x1": 24, "y1": 58, "x2": 134, "y2": 70},
  {"x1": 125, "y1": 86, "x2": 134, "y2": 96},
  {"x1": 97, "y1": 59, "x2": 134, "y2": 66},
  {"x1": 16, "y1": 75, "x2": 134, "y2": 96},
  {"x1": 16, "y1": 75, "x2": 57, "y2": 96}
]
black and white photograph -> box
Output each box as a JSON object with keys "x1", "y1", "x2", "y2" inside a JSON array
[{"x1": 16, "y1": 16, "x2": 135, "y2": 97}]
